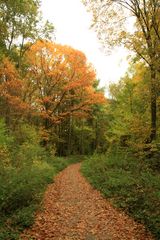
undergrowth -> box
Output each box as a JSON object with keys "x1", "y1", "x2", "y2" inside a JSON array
[
  {"x1": 0, "y1": 156, "x2": 77, "y2": 240},
  {"x1": 81, "y1": 149, "x2": 160, "y2": 239},
  {"x1": 0, "y1": 120, "x2": 81, "y2": 240}
]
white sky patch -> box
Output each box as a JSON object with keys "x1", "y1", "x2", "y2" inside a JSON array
[{"x1": 41, "y1": 0, "x2": 129, "y2": 91}]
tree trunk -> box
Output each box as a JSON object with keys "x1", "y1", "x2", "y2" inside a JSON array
[
  {"x1": 150, "y1": 66, "x2": 157, "y2": 141},
  {"x1": 80, "y1": 120, "x2": 84, "y2": 155},
  {"x1": 67, "y1": 115, "x2": 72, "y2": 155}
]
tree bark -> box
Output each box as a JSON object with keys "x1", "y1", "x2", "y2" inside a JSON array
[
  {"x1": 67, "y1": 115, "x2": 72, "y2": 155},
  {"x1": 150, "y1": 65, "x2": 157, "y2": 141}
]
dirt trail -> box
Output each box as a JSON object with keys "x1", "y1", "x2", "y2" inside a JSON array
[{"x1": 21, "y1": 163, "x2": 154, "y2": 240}]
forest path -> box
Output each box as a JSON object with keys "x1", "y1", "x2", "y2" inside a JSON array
[{"x1": 21, "y1": 163, "x2": 153, "y2": 240}]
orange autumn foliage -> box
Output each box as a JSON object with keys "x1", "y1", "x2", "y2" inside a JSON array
[
  {"x1": 25, "y1": 40, "x2": 105, "y2": 126},
  {"x1": 0, "y1": 58, "x2": 29, "y2": 122}
]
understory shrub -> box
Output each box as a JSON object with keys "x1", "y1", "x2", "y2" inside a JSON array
[
  {"x1": 0, "y1": 160, "x2": 56, "y2": 239},
  {"x1": 81, "y1": 150, "x2": 160, "y2": 239},
  {"x1": 0, "y1": 120, "x2": 80, "y2": 239}
]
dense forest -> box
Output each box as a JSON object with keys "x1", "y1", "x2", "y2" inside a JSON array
[{"x1": 0, "y1": 0, "x2": 159, "y2": 239}]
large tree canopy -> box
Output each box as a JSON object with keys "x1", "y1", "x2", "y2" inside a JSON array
[
  {"x1": 83, "y1": 0, "x2": 160, "y2": 141},
  {"x1": 24, "y1": 40, "x2": 105, "y2": 127},
  {"x1": 0, "y1": 0, "x2": 54, "y2": 65}
]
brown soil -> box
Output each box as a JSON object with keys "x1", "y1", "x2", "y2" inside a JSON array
[{"x1": 21, "y1": 163, "x2": 154, "y2": 240}]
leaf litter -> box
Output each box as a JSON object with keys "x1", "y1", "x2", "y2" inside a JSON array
[{"x1": 21, "y1": 163, "x2": 154, "y2": 240}]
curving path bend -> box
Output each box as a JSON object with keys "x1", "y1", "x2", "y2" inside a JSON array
[{"x1": 21, "y1": 163, "x2": 154, "y2": 240}]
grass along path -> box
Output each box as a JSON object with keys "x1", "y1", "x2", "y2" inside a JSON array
[{"x1": 21, "y1": 163, "x2": 154, "y2": 240}]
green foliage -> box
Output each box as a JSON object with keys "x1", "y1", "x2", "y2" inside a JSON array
[
  {"x1": 0, "y1": 165, "x2": 53, "y2": 214},
  {"x1": 14, "y1": 124, "x2": 40, "y2": 145},
  {"x1": 48, "y1": 155, "x2": 82, "y2": 173},
  {"x1": 11, "y1": 205, "x2": 36, "y2": 229},
  {"x1": 0, "y1": 155, "x2": 78, "y2": 239},
  {"x1": 81, "y1": 150, "x2": 160, "y2": 239},
  {"x1": 0, "y1": 159, "x2": 55, "y2": 239},
  {"x1": 107, "y1": 63, "x2": 151, "y2": 150},
  {"x1": 10, "y1": 124, "x2": 47, "y2": 167},
  {"x1": 0, "y1": 119, "x2": 13, "y2": 145},
  {"x1": 0, "y1": 0, "x2": 54, "y2": 62},
  {"x1": 0, "y1": 119, "x2": 13, "y2": 169},
  {"x1": 0, "y1": 120, "x2": 80, "y2": 239}
]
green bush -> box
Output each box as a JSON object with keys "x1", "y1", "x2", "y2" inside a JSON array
[
  {"x1": 0, "y1": 119, "x2": 13, "y2": 170},
  {"x1": 0, "y1": 164, "x2": 55, "y2": 214},
  {"x1": 81, "y1": 151, "x2": 160, "y2": 239},
  {"x1": 0, "y1": 159, "x2": 59, "y2": 239},
  {"x1": 11, "y1": 205, "x2": 37, "y2": 229},
  {"x1": 0, "y1": 120, "x2": 81, "y2": 239},
  {"x1": 0, "y1": 119, "x2": 13, "y2": 146},
  {"x1": 0, "y1": 155, "x2": 79, "y2": 239}
]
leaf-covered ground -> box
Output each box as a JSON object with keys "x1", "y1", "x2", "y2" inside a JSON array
[{"x1": 21, "y1": 163, "x2": 154, "y2": 240}]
